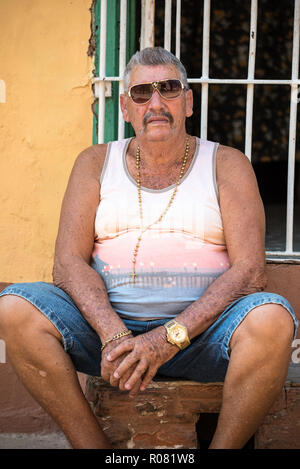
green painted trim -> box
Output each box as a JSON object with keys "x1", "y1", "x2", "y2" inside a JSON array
[
  {"x1": 92, "y1": 0, "x2": 137, "y2": 144},
  {"x1": 125, "y1": 0, "x2": 136, "y2": 139},
  {"x1": 104, "y1": 1, "x2": 120, "y2": 143}
]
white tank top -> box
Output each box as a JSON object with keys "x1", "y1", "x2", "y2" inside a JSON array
[{"x1": 91, "y1": 137, "x2": 230, "y2": 320}]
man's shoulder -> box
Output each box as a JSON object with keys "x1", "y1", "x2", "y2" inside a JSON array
[
  {"x1": 216, "y1": 144, "x2": 252, "y2": 170},
  {"x1": 216, "y1": 144, "x2": 248, "y2": 164},
  {"x1": 76, "y1": 138, "x2": 129, "y2": 164},
  {"x1": 77, "y1": 143, "x2": 108, "y2": 163},
  {"x1": 66, "y1": 144, "x2": 109, "y2": 184},
  {"x1": 72, "y1": 143, "x2": 108, "y2": 173},
  {"x1": 216, "y1": 144, "x2": 255, "y2": 184}
]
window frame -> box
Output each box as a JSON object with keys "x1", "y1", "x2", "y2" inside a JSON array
[{"x1": 93, "y1": 0, "x2": 300, "y2": 261}]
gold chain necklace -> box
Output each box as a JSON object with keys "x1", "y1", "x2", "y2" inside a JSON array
[{"x1": 131, "y1": 138, "x2": 190, "y2": 284}]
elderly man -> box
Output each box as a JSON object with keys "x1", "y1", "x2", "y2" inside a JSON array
[{"x1": 0, "y1": 47, "x2": 297, "y2": 449}]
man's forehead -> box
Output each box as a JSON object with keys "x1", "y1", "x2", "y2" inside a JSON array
[{"x1": 128, "y1": 64, "x2": 181, "y2": 87}]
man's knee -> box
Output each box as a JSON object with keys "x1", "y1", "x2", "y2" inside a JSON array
[
  {"x1": 0, "y1": 295, "x2": 22, "y2": 335},
  {"x1": 0, "y1": 294, "x2": 62, "y2": 342},
  {"x1": 230, "y1": 303, "x2": 295, "y2": 353}
]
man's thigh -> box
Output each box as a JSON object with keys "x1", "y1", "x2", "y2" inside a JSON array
[
  {"x1": 1, "y1": 286, "x2": 296, "y2": 381},
  {"x1": 0, "y1": 282, "x2": 103, "y2": 375}
]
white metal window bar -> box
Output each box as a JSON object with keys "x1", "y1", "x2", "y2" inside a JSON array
[
  {"x1": 140, "y1": 0, "x2": 155, "y2": 49},
  {"x1": 93, "y1": 0, "x2": 300, "y2": 259}
]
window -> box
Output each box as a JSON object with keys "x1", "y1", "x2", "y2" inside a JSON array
[{"x1": 93, "y1": 0, "x2": 300, "y2": 259}]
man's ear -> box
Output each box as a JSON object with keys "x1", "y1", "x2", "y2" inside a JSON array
[
  {"x1": 120, "y1": 94, "x2": 131, "y2": 123},
  {"x1": 185, "y1": 88, "x2": 193, "y2": 118}
]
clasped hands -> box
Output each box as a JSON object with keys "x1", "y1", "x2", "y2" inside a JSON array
[{"x1": 100, "y1": 326, "x2": 178, "y2": 398}]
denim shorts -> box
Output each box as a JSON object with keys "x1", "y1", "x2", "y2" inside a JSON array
[{"x1": 0, "y1": 282, "x2": 298, "y2": 382}]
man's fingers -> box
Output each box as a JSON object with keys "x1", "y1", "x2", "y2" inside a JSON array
[
  {"x1": 122, "y1": 359, "x2": 148, "y2": 390},
  {"x1": 140, "y1": 366, "x2": 157, "y2": 391},
  {"x1": 120, "y1": 371, "x2": 141, "y2": 395},
  {"x1": 117, "y1": 368, "x2": 132, "y2": 390},
  {"x1": 128, "y1": 380, "x2": 142, "y2": 398},
  {"x1": 109, "y1": 370, "x2": 121, "y2": 388},
  {"x1": 118, "y1": 366, "x2": 142, "y2": 397},
  {"x1": 113, "y1": 352, "x2": 140, "y2": 380},
  {"x1": 106, "y1": 340, "x2": 133, "y2": 362}
]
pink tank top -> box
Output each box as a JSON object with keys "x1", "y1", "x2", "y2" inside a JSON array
[{"x1": 91, "y1": 137, "x2": 230, "y2": 320}]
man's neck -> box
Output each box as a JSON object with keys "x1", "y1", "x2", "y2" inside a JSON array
[{"x1": 133, "y1": 133, "x2": 191, "y2": 170}]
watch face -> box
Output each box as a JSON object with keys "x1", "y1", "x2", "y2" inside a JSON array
[{"x1": 170, "y1": 326, "x2": 186, "y2": 342}]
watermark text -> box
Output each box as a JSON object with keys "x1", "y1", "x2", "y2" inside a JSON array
[{"x1": 292, "y1": 339, "x2": 300, "y2": 364}]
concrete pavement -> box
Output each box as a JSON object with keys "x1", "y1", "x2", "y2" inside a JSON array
[{"x1": 0, "y1": 432, "x2": 71, "y2": 449}]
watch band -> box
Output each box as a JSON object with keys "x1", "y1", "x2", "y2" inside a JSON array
[{"x1": 164, "y1": 319, "x2": 178, "y2": 331}]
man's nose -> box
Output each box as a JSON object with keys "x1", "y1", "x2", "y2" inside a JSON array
[{"x1": 148, "y1": 89, "x2": 165, "y2": 109}]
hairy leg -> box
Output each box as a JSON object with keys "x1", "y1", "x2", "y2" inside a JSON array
[
  {"x1": 0, "y1": 295, "x2": 111, "y2": 449},
  {"x1": 209, "y1": 304, "x2": 294, "y2": 449}
]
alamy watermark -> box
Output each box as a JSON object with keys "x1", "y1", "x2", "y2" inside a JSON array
[
  {"x1": 292, "y1": 339, "x2": 300, "y2": 364},
  {"x1": 0, "y1": 79, "x2": 6, "y2": 103}
]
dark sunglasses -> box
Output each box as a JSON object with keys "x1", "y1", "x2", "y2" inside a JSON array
[{"x1": 125, "y1": 79, "x2": 186, "y2": 105}]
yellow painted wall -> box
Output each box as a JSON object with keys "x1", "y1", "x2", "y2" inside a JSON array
[{"x1": 0, "y1": 0, "x2": 94, "y2": 282}]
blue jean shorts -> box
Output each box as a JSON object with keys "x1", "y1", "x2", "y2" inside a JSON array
[{"x1": 0, "y1": 282, "x2": 298, "y2": 382}]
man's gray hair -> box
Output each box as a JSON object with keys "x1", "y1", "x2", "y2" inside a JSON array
[{"x1": 123, "y1": 47, "x2": 189, "y2": 91}]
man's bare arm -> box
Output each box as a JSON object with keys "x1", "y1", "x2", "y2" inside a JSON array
[
  {"x1": 53, "y1": 145, "x2": 126, "y2": 340},
  {"x1": 176, "y1": 144, "x2": 267, "y2": 338},
  {"x1": 52, "y1": 145, "x2": 142, "y2": 393},
  {"x1": 108, "y1": 145, "x2": 267, "y2": 391}
]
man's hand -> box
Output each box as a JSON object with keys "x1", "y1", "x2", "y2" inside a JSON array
[
  {"x1": 105, "y1": 326, "x2": 179, "y2": 395},
  {"x1": 101, "y1": 336, "x2": 142, "y2": 397}
]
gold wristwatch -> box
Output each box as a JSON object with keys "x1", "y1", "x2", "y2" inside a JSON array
[{"x1": 164, "y1": 319, "x2": 190, "y2": 350}]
